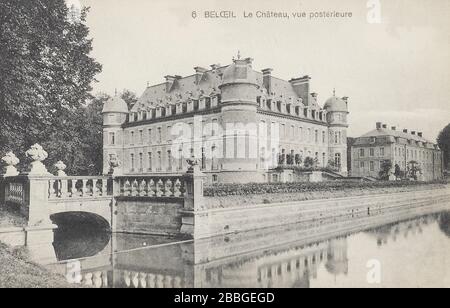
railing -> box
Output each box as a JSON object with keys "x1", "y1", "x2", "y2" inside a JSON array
[
  {"x1": 48, "y1": 176, "x2": 112, "y2": 200},
  {"x1": 116, "y1": 176, "x2": 185, "y2": 198},
  {"x1": 5, "y1": 182, "x2": 26, "y2": 205}
]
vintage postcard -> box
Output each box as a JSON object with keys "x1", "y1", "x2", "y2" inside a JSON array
[{"x1": 0, "y1": 0, "x2": 448, "y2": 294}]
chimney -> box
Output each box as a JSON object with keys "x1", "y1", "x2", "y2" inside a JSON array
[
  {"x1": 411, "y1": 131, "x2": 416, "y2": 135},
  {"x1": 382, "y1": 124, "x2": 387, "y2": 129},
  {"x1": 165, "y1": 75, "x2": 176, "y2": 93},
  {"x1": 418, "y1": 132, "x2": 423, "y2": 137},
  {"x1": 262, "y1": 68, "x2": 273, "y2": 95},
  {"x1": 194, "y1": 67, "x2": 207, "y2": 85},
  {"x1": 376, "y1": 122, "x2": 382, "y2": 130},
  {"x1": 403, "y1": 129, "x2": 408, "y2": 133},
  {"x1": 289, "y1": 75, "x2": 311, "y2": 106},
  {"x1": 391, "y1": 126, "x2": 396, "y2": 131},
  {"x1": 210, "y1": 64, "x2": 221, "y2": 71},
  {"x1": 342, "y1": 96, "x2": 349, "y2": 107}
]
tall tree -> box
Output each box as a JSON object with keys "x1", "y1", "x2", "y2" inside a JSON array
[
  {"x1": 0, "y1": 0, "x2": 101, "y2": 171},
  {"x1": 437, "y1": 123, "x2": 450, "y2": 170}
]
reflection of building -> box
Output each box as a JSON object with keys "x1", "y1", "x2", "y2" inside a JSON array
[
  {"x1": 351, "y1": 123, "x2": 443, "y2": 180},
  {"x1": 102, "y1": 56, "x2": 350, "y2": 183},
  {"x1": 325, "y1": 237, "x2": 349, "y2": 276}
]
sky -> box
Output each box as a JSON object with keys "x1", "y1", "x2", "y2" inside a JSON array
[{"x1": 76, "y1": 0, "x2": 449, "y2": 140}]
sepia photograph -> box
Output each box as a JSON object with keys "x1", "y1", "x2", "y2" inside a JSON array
[{"x1": 0, "y1": 0, "x2": 449, "y2": 295}]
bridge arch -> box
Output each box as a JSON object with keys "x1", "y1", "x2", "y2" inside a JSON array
[{"x1": 50, "y1": 212, "x2": 111, "y2": 261}]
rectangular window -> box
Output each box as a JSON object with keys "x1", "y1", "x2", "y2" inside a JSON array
[
  {"x1": 130, "y1": 131, "x2": 135, "y2": 145},
  {"x1": 130, "y1": 153, "x2": 135, "y2": 171},
  {"x1": 212, "y1": 119, "x2": 218, "y2": 136},
  {"x1": 315, "y1": 130, "x2": 319, "y2": 144},
  {"x1": 370, "y1": 161, "x2": 375, "y2": 171},
  {"x1": 139, "y1": 153, "x2": 143, "y2": 171},
  {"x1": 380, "y1": 147, "x2": 385, "y2": 157},
  {"x1": 281, "y1": 124, "x2": 286, "y2": 138},
  {"x1": 148, "y1": 152, "x2": 152, "y2": 171},
  {"x1": 360, "y1": 149, "x2": 365, "y2": 157},
  {"x1": 157, "y1": 151, "x2": 162, "y2": 171},
  {"x1": 108, "y1": 132, "x2": 115, "y2": 145},
  {"x1": 322, "y1": 131, "x2": 326, "y2": 144},
  {"x1": 291, "y1": 125, "x2": 295, "y2": 139},
  {"x1": 167, "y1": 126, "x2": 172, "y2": 142},
  {"x1": 360, "y1": 161, "x2": 365, "y2": 168},
  {"x1": 148, "y1": 129, "x2": 152, "y2": 144},
  {"x1": 157, "y1": 127, "x2": 162, "y2": 143},
  {"x1": 370, "y1": 148, "x2": 375, "y2": 157},
  {"x1": 167, "y1": 150, "x2": 172, "y2": 170},
  {"x1": 139, "y1": 130, "x2": 143, "y2": 144}
]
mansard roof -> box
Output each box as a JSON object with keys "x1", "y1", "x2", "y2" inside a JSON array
[
  {"x1": 132, "y1": 60, "x2": 321, "y2": 112},
  {"x1": 360, "y1": 128, "x2": 433, "y2": 144}
]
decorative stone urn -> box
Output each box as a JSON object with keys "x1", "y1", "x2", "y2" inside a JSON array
[
  {"x1": 108, "y1": 153, "x2": 122, "y2": 175},
  {"x1": 186, "y1": 158, "x2": 201, "y2": 173},
  {"x1": 54, "y1": 161, "x2": 67, "y2": 176},
  {"x1": 26, "y1": 144, "x2": 51, "y2": 176},
  {"x1": 1, "y1": 151, "x2": 20, "y2": 176}
]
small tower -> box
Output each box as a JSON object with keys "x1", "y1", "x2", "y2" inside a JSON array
[
  {"x1": 102, "y1": 94, "x2": 129, "y2": 175},
  {"x1": 218, "y1": 56, "x2": 260, "y2": 175},
  {"x1": 324, "y1": 92, "x2": 349, "y2": 176}
]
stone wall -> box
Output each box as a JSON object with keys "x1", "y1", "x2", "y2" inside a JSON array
[
  {"x1": 192, "y1": 186, "x2": 450, "y2": 239},
  {"x1": 115, "y1": 197, "x2": 184, "y2": 236}
]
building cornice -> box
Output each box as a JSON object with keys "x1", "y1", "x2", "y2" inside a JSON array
[
  {"x1": 122, "y1": 107, "x2": 222, "y2": 129},
  {"x1": 257, "y1": 109, "x2": 329, "y2": 127}
]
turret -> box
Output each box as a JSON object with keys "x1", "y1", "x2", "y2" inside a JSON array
[
  {"x1": 324, "y1": 92, "x2": 349, "y2": 175},
  {"x1": 102, "y1": 94, "x2": 129, "y2": 175},
  {"x1": 218, "y1": 56, "x2": 260, "y2": 172}
]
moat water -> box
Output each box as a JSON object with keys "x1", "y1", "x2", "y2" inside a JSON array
[{"x1": 45, "y1": 205, "x2": 450, "y2": 288}]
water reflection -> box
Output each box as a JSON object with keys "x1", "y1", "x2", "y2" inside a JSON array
[{"x1": 48, "y1": 204, "x2": 450, "y2": 288}]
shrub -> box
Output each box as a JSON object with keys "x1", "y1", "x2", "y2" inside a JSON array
[{"x1": 203, "y1": 180, "x2": 447, "y2": 197}]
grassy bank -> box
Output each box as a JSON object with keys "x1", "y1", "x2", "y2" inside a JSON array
[
  {"x1": 205, "y1": 180, "x2": 450, "y2": 209},
  {"x1": 0, "y1": 204, "x2": 27, "y2": 228},
  {"x1": 0, "y1": 243, "x2": 75, "y2": 288},
  {"x1": 0, "y1": 206, "x2": 76, "y2": 288}
]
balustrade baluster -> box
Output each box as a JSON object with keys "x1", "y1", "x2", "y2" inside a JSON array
[
  {"x1": 131, "y1": 180, "x2": 138, "y2": 196},
  {"x1": 48, "y1": 180, "x2": 58, "y2": 199},
  {"x1": 156, "y1": 274, "x2": 164, "y2": 288},
  {"x1": 102, "y1": 271, "x2": 108, "y2": 288},
  {"x1": 147, "y1": 274, "x2": 156, "y2": 288},
  {"x1": 124, "y1": 180, "x2": 131, "y2": 196},
  {"x1": 139, "y1": 273, "x2": 147, "y2": 288},
  {"x1": 92, "y1": 179, "x2": 98, "y2": 197},
  {"x1": 82, "y1": 179, "x2": 89, "y2": 197},
  {"x1": 174, "y1": 179, "x2": 182, "y2": 197},
  {"x1": 60, "y1": 179, "x2": 68, "y2": 198},
  {"x1": 101, "y1": 179, "x2": 108, "y2": 197},
  {"x1": 139, "y1": 179, "x2": 147, "y2": 197},
  {"x1": 173, "y1": 276, "x2": 182, "y2": 288},
  {"x1": 164, "y1": 275, "x2": 173, "y2": 288},
  {"x1": 132, "y1": 272, "x2": 139, "y2": 288},
  {"x1": 123, "y1": 271, "x2": 131, "y2": 288},
  {"x1": 156, "y1": 179, "x2": 163, "y2": 197},
  {"x1": 148, "y1": 179, "x2": 155, "y2": 197},
  {"x1": 165, "y1": 179, "x2": 173, "y2": 197}
]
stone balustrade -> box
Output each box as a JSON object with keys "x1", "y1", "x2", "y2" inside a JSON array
[
  {"x1": 48, "y1": 176, "x2": 112, "y2": 200},
  {"x1": 116, "y1": 176, "x2": 185, "y2": 198}
]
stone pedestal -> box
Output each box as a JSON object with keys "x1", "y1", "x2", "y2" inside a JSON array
[{"x1": 25, "y1": 225, "x2": 58, "y2": 265}]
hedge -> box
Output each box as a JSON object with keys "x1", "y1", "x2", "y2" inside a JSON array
[{"x1": 203, "y1": 180, "x2": 447, "y2": 197}]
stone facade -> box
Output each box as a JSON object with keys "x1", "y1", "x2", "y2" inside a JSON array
[
  {"x1": 102, "y1": 56, "x2": 350, "y2": 183},
  {"x1": 351, "y1": 123, "x2": 444, "y2": 181}
]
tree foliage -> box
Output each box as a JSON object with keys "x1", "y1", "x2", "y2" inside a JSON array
[
  {"x1": 0, "y1": 0, "x2": 102, "y2": 174},
  {"x1": 437, "y1": 123, "x2": 450, "y2": 170}
]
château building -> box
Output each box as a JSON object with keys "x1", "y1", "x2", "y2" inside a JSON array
[
  {"x1": 102, "y1": 56, "x2": 350, "y2": 183},
  {"x1": 351, "y1": 123, "x2": 443, "y2": 181}
]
